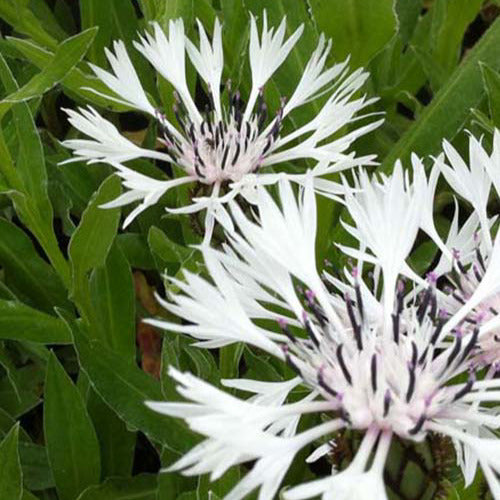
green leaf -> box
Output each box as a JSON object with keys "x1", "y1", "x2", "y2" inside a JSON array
[
  {"x1": 244, "y1": 347, "x2": 284, "y2": 382},
  {"x1": 0, "y1": 300, "x2": 71, "y2": 344},
  {"x1": 0, "y1": 54, "x2": 70, "y2": 287},
  {"x1": 89, "y1": 243, "x2": 136, "y2": 358},
  {"x1": 77, "y1": 474, "x2": 157, "y2": 500},
  {"x1": 80, "y1": 1, "x2": 114, "y2": 66},
  {"x1": 221, "y1": 0, "x2": 248, "y2": 74},
  {"x1": 0, "y1": 56, "x2": 49, "y2": 210},
  {"x1": 0, "y1": 218, "x2": 69, "y2": 312},
  {"x1": 380, "y1": 17, "x2": 500, "y2": 172},
  {"x1": 138, "y1": 0, "x2": 156, "y2": 21},
  {"x1": 481, "y1": 63, "x2": 500, "y2": 127},
  {"x1": 148, "y1": 226, "x2": 195, "y2": 273},
  {"x1": 410, "y1": 44, "x2": 448, "y2": 92},
  {"x1": 0, "y1": 365, "x2": 44, "y2": 418},
  {"x1": 0, "y1": 28, "x2": 97, "y2": 114},
  {"x1": 116, "y1": 233, "x2": 155, "y2": 270},
  {"x1": 44, "y1": 352, "x2": 101, "y2": 500},
  {"x1": 155, "y1": 0, "x2": 193, "y2": 22},
  {"x1": 0, "y1": 0, "x2": 58, "y2": 49},
  {"x1": 87, "y1": 390, "x2": 136, "y2": 478},
  {"x1": 394, "y1": 0, "x2": 423, "y2": 45},
  {"x1": 157, "y1": 448, "x2": 196, "y2": 499},
  {"x1": 18, "y1": 441, "x2": 54, "y2": 491},
  {"x1": 28, "y1": 0, "x2": 68, "y2": 42},
  {"x1": 7, "y1": 37, "x2": 129, "y2": 111},
  {"x1": 9, "y1": 100, "x2": 51, "y2": 216},
  {"x1": 63, "y1": 310, "x2": 196, "y2": 453},
  {"x1": 431, "y1": 0, "x2": 483, "y2": 73},
  {"x1": 69, "y1": 175, "x2": 121, "y2": 315},
  {"x1": 0, "y1": 408, "x2": 29, "y2": 440},
  {"x1": 176, "y1": 492, "x2": 197, "y2": 500},
  {"x1": 21, "y1": 490, "x2": 38, "y2": 500},
  {"x1": 50, "y1": 159, "x2": 100, "y2": 215},
  {"x1": 310, "y1": 0, "x2": 396, "y2": 68},
  {"x1": 0, "y1": 424, "x2": 22, "y2": 500}
]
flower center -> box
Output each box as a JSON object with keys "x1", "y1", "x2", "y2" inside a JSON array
[
  {"x1": 157, "y1": 87, "x2": 284, "y2": 184},
  {"x1": 277, "y1": 275, "x2": 480, "y2": 441}
]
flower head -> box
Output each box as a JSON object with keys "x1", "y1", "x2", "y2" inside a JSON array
[
  {"x1": 429, "y1": 130, "x2": 500, "y2": 370},
  {"x1": 62, "y1": 13, "x2": 381, "y2": 239},
  {"x1": 147, "y1": 173, "x2": 500, "y2": 499}
]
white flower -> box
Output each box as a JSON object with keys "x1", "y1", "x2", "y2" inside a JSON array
[
  {"x1": 285, "y1": 429, "x2": 390, "y2": 500},
  {"x1": 431, "y1": 205, "x2": 480, "y2": 278},
  {"x1": 483, "y1": 129, "x2": 500, "y2": 197},
  {"x1": 340, "y1": 158, "x2": 427, "y2": 331},
  {"x1": 99, "y1": 162, "x2": 193, "y2": 228},
  {"x1": 62, "y1": 107, "x2": 172, "y2": 165},
  {"x1": 435, "y1": 133, "x2": 493, "y2": 249},
  {"x1": 413, "y1": 130, "x2": 500, "y2": 487},
  {"x1": 148, "y1": 176, "x2": 500, "y2": 499},
  {"x1": 62, "y1": 14, "x2": 382, "y2": 237},
  {"x1": 86, "y1": 40, "x2": 155, "y2": 115},
  {"x1": 340, "y1": 159, "x2": 426, "y2": 283},
  {"x1": 430, "y1": 131, "x2": 500, "y2": 354},
  {"x1": 148, "y1": 367, "x2": 340, "y2": 500}
]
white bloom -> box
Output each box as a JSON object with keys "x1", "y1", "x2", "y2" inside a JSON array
[
  {"x1": 285, "y1": 430, "x2": 390, "y2": 500},
  {"x1": 411, "y1": 130, "x2": 500, "y2": 487},
  {"x1": 148, "y1": 176, "x2": 500, "y2": 499},
  {"x1": 431, "y1": 205, "x2": 480, "y2": 278},
  {"x1": 62, "y1": 107, "x2": 172, "y2": 165},
  {"x1": 99, "y1": 162, "x2": 193, "y2": 228},
  {"x1": 63, "y1": 15, "x2": 381, "y2": 237},
  {"x1": 340, "y1": 158, "x2": 427, "y2": 330},
  {"x1": 148, "y1": 367, "x2": 341, "y2": 500},
  {"x1": 87, "y1": 40, "x2": 155, "y2": 115},
  {"x1": 435, "y1": 134, "x2": 493, "y2": 249},
  {"x1": 431, "y1": 131, "x2": 500, "y2": 356},
  {"x1": 484, "y1": 129, "x2": 500, "y2": 197},
  {"x1": 340, "y1": 160, "x2": 426, "y2": 283}
]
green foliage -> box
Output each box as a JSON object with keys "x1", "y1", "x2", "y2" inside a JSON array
[
  {"x1": 0, "y1": 0, "x2": 498, "y2": 498},
  {"x1": 0, "y1": 424, "x2": 22, "y2": 500},
  {"x1": 44, "y1": 353, "x2": 100, "y2": 500},
  {"x1": 380, "y1": 15, "x2": 500, "y2": 171}
]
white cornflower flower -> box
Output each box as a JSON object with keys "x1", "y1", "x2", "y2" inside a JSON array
[
  {"x1": 62, "y1": 107, "x2": 172, "y2": 164},
  {"x1": 147, "y1": 176, "x2": 500, "y2": 499},
  {"x1": 429, "y1": 130, "x2": 500, "y2": 369},
  {"x1": 62, "y1": 13, "x2": 382, "y2": 239},
  {"x1": 435, "y1": 132, "x2": 494, "y2": 249},
  {"x1": 339, "y1": 157, "x2": 428, "y2": 332}
]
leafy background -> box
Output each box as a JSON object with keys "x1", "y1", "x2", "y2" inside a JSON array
[{"x1": 0, "y1": 0, "x2": 499, "y2": 499}]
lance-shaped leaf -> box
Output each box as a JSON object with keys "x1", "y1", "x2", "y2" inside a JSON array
[
  {"x1": 60, "y1": 310, "x2": 197, "y2": 453},
  {"x1": 0, "y1": 300, "x2": 71, "y2": 344},
  {"x1": 44, "y1": 353, "x2": 101, "y2": 500},
  {"x1": 0, "y1": 28, "x2": 97, "y2": 116},
  {"x1": 0, "y1": 54, "x2": 70, "y2": 287},
  {"x1": 0, "y1": 218, "x2": 69, "y2": 312},
  {"x1": 68, "y1": 175, "x2": 121, "y2": 315},
  {"x1": 0, "y1": 424, "x2": 22, "y2": 500}
]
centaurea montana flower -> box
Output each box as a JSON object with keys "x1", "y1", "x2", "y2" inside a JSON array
[
  {"x1": 146, "y1": 172, "x2": 500, "y2": 499},
  {"x1": 429, "y1": 130, "x2": 500, "y2": 369},
  {"x1": 416, "y1": 130, "x2": 500, "y2": 487},
  {"x1": 62, "y1": 13, "x2": 381, "y2": 241}
]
